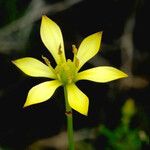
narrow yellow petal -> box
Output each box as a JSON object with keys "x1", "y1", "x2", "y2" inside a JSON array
[
  {"x1": 40, "y1": 15, "x2": 66, "y2": 64},
  {"x1": 66, "y1": 84, "x2": 89, "y2": 116},
  {"x1": 24, "y1": 80, "x2": 62, "y2": 107},
  {"x1": 76, "y1": 32, "x2": 102, "y2": 70},
  {"x1": 77, "y1": 66, "x2": 128, "y2": 83},
  {"x1": 12, "y1": 57, "x2": 56, "y2": 78}
]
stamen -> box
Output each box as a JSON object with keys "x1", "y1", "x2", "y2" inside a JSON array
[
  {"x1": 75, "y1": 57, "x2": 80, "y2": 68},
  {"x1": 42, "y1": 55, "x2": 51, "y2": 67},
  {"x1": 42, "y1": 55, "x2": 56, "y2": 74},
  {"x1": 72, "y1": 44, "x2": 78, "y2": 54},
  {"x1": 57, "y1": 44, "x2": 66, "y2": 64},
  {"x1": 72, "y1": 44, "x2": 79, "y2": 68},
  {"x1": 58, "y1": 44, "x2": 62, "y2": 55}
]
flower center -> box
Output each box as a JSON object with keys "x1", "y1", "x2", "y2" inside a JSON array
[{"x1": 55, "y1": 59, "x2": 77, "y2": 85}]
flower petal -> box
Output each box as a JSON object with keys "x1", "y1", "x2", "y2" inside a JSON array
[
  {"x1": 12, "y1": 57, "x2": 56, "y2": 78},
  {"x1": 66, "y1": 84, "x2": 89, "y2": 115},
  {"x1": 76, "y1": 32, "x2": 102, "y2": 70},
  {"x1": 40, "y1": 15, "x2": 66, "y2": 64},
  {"x1": 24, "y1": 80, "x2": 62, "y2": 107},
  {"x1": 77, "y1": 66, "x2": 128, "y2": 83}
]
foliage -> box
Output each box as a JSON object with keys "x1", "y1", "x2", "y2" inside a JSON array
[{"x1": 98, "y1": 98, "x2": 149, "y2": 150}]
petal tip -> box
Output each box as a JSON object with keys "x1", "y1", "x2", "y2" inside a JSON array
[
  {"x1": 11, "y1": 60, "x2": 19, "y2": 67},
  {"x1": 123, "y1": 73, "x2": 128, "y2": 78},
  {"x1": 42, "y1": 15, "x2": 48, "y2": 20},
  {"x1": 41, "y1": 15, "x2": 54, "y2": 24},
  {"x1": 77, "y1": 109, "x2": 88, "y2": 116},
  {"x1": 23, "y1": 102, "x2": 29, "y2": 108},
  {"x1": 93, "y1": 31, "x2": 103, "y2": 37},
  {"x1": 98, "y1": 31, "x2": 103, "y2": 35},
  {"x1": 11, "y1": 60, "x2": 15, "y2": 64},
  {"x1": 23, "y1": 96, "x2": 34, "y2": 108},
  {"x1": 94, "y1": 31, "x2": 103, "y2": 37},
  {"x1": 41, "y1": 15, "x2": 50, "y2": 26},
  {"x1": 23, "y1": 98, "x2": 32, "y2": 108},
  {"x1": 83, "y1": 111, "x2": 88, "y2": 116},
  {"x1": 120, "y1": 70, "x2": 128, "y2": 78},
  {"x1": 100, "y1": 31, "x2": 103, "y2": 34}
]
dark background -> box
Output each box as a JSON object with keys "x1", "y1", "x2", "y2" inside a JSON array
[{"x1": 0, "y1": 0, "x2": 149, "y2": 149}]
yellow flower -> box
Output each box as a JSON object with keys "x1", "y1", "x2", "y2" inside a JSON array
[{"x1": 12, "y1": 15, "x2": 128, "y2": 116}]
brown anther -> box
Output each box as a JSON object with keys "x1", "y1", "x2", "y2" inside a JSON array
[
  {"x1": 72, "y1": 44, "x2": 78, "y2": 54},
  {"x1": 58, "y1": 44, "x2": 62, "y2": 55},
  {"x1": 65, "y1": 111, "x2": 72, "y2": 116},
  {"x1": 42, "y1": 55, "x2": 51, "y2": 67}
]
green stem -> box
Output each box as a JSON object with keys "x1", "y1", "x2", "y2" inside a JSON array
[{"x1": 64, "y1": 86, "x2": 75, "y2": 150}]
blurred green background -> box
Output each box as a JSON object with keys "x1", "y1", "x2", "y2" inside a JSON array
[{"x1": 0, "y1": 0, "x2": 149, "y2": 149}]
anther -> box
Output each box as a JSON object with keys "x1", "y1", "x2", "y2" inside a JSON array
[
  {"x1": 42, "y1": 55, "x2": 56, "y2": 75},
  {"x1": 42, "y1": 55, "x2": 51, "y2": 67},
  {"x1": 72, "y1": 44, "x2": 78, "y2": 54},
  {"x1": 58, "y1": 44, "x2": 62, "y2": 55}
]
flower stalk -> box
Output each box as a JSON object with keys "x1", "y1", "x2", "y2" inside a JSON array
[
  {"x1": 64, "y1": 86, "x2": 75, "y2": 150},
  {"x1": 64, "y1": 86, "x2": 74, "y2": 150}
]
